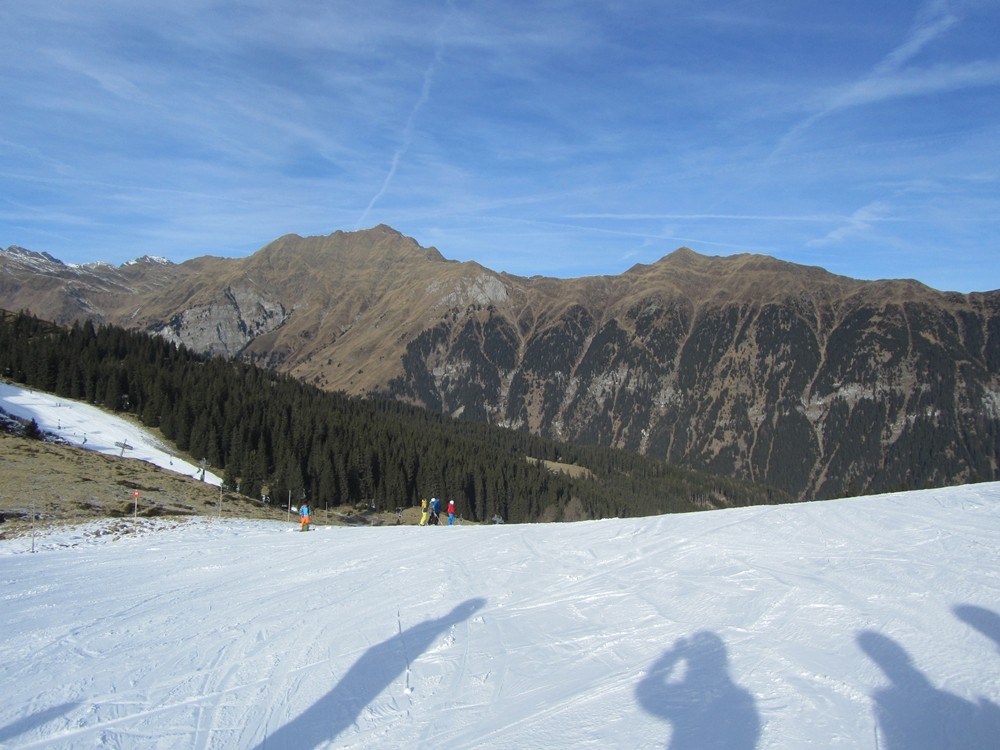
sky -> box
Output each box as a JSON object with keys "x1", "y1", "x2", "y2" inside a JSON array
[
  {"x1": 1, "y1": 1, "x2": 999, "y2": 292},
  {"x1": 2, "y1": 383, "x2": 1000, "y2": 748}
]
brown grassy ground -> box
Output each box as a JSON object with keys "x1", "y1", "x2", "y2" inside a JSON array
[{"x1": 0, "y1": 431, "x2": 424, "y2": 540}]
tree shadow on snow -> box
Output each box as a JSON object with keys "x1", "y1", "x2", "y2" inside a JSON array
[
  {"x1": 953, "y1": 604, "x2": 1000, "y2": 653},
  {"x1": 253, "y1": 597, "x2": 485, "y2": 750},
  {"x1": 636, "y1": 631, "x2": 760, "y2": 749},
  {"x1": 0, "y1": 702, "x2": 80, "y2": 745},
  {"x1": 856, "y1": 629, "x2": 1000, "y2": 750}
]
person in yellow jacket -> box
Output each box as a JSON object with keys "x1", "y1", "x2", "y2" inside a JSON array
[{"x1": 419, "y1": 498, "x2": 429, "y2": 526}]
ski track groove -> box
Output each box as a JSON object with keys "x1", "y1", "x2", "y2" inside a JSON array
[{"x1": 3, "y1": 486, "x2": 999, "y2": 748}]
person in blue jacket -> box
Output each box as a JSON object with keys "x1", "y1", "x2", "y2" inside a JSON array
[{"x1": 299, "y1": 501, "x2": 311, "y2": 532}]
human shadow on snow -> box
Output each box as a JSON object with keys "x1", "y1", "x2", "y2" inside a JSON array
[
  {"x1": 636, "y1": 631, "x2": 760, "y2": 749},
  {"x1": 0, "y1": 702, "x2": 80, "y2": 745},
  {"x1": 953, "y1": 604, "x2": 1000, "y2": 654},
  {"x1": 857, "y1": 614, "x2": 1000, "y2": 750},
  {"x1": 253, "y1": 597, "x2": 486, "y2": 750}
]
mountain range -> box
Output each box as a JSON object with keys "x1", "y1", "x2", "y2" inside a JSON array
[{"x1": 2, "y1": 225, "x2": 998, "y2": 500}]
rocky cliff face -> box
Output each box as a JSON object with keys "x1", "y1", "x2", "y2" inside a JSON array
[
  {"x1": 381, "y1": 250, "x2": 999, "y2": 499},
  {"x1": 3, "y1": 227, "x2": 998, "y2": 500}
]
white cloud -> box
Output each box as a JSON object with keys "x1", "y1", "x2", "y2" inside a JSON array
[
  {"x1": 807, "y1": 201, "x2": 893, "y2": 247},
  {"x1": 773, "y1": 0, "x2": 998, "y2": 155},
  {"x1": 829, "y1": 59, "x2": 1000, "y2": 110}
]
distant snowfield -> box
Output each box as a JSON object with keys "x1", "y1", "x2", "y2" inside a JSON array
[
  {"x1": 1, "y1": 383, "x2": 999, "y2": 748},
  {"x1": 0, "y1": 382, "x2": 223, "y2": 485},
  {"x1": 1, "y1": 485, "x2": 998, "y2": 749}
]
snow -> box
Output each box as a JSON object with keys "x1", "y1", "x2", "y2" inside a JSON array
[
  {"x1": 0, "y1": 383, "x2": 223, "y2": 485},
  {"x1": 1, "y1": 388, "x2": 999, "y2": 748}
]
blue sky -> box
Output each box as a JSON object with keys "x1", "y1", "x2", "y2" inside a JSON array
[{"x1": 2, "y1": 1, "x2": 998, "y2": 292}]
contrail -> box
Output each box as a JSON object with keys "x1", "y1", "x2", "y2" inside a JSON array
[
  {"x1": 769, "y1": 0, "x2": 960, "y2": 159},
  {"x1": 357, "y1": 24, "x2": 446, "y2": 228}
]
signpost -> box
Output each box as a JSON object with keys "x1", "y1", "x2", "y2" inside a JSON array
[{"x1": 132, "y1": 490, "x2": 140, "y2": 520}]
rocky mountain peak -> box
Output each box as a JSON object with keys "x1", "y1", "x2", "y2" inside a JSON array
[
  {"x1": 2, "y1": 245, "x2": 65, "y2": 269},
  {"x1": 2, "y1": 226, "x2": 997, "y2": 501}
]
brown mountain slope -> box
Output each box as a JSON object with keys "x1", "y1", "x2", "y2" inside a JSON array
[
  {"x1": 0, "y1": 431, "x2": 427, "y2": 539},
  {"x1": 2, "y1": 226, "x2": 998, "y2": 500}
]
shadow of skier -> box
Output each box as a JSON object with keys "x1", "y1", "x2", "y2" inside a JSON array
[
  {"x1": 253, "y1": 597, "x2": 485, "y2": 750},
  {"x1": 636, "y1": 631, "x2": 760, "y2": 749},
  {"x1": 0, "y1": 702, "x2": 80, "y2": 745},
  {"x1": 856, "y1": 629, "x2": 1000, "y2": 749},
  {"x1": 953, "y1": 604, "x2": 1000, "y2": 653}
]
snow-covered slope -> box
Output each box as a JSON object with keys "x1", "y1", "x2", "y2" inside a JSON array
[
  {"x1": 1, "y1": 482, "x2": 998, "y2": 748},
  {"x1": 0, "y1": 383, "x2": 223, "y2": 485}
]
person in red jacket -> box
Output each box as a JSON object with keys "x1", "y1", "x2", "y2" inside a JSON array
[{"x1": 447, "y1": 499, "x2": 455, "y2": 525}]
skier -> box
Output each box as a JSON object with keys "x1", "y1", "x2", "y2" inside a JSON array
[
  {"x1": 419, "y1": 498, "x2": 429, "y2": 526},
  {"x1": 430, "y1": 497, "x2": 441, "y2": 525},
  {"x1": 447, "y1": 499, "x2": 456, "y2": 526},
  {"x1": 299, "y1": 501, "x2": 311, "y2": 532}
]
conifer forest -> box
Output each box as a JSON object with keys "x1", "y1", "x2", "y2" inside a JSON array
[{"x1": 0, "y1": 311, "x2": 791, "y2": 522}]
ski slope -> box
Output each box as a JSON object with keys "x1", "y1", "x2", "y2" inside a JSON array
[
  {"x1": 0, "y1": 383, "x2": 223, "y2": 485},
  {"x1": 1, "y1": 384, "x2": 999, "y2": 748}
]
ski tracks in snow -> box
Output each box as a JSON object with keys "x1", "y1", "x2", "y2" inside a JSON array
[{"x1": 3, "y1": 488, "x2": 999, "y2": 748}]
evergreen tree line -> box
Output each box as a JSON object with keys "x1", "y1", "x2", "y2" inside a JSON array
[{"x1": 0, "y1": 311, "x2": 792, "y2": 522}]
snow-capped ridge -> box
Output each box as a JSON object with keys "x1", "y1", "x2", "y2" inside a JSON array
[
  {"x1": 125, "y1": 255, "x2": 174, "y2": 266},
  {"x1": 2, "y1": 244, "x2": 65, "y2": 268}
]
